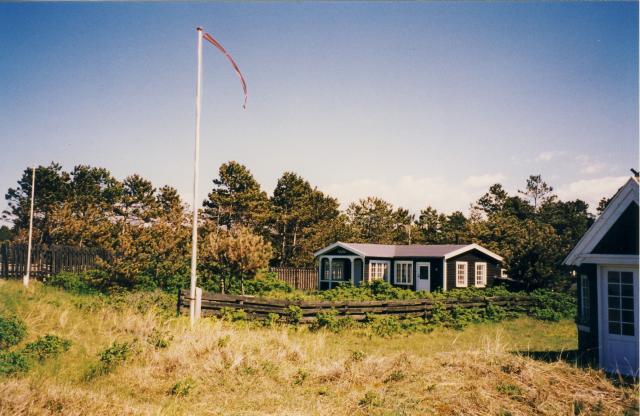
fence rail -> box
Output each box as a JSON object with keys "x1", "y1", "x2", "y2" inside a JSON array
[
  {"x1": 1, "y1": 242, "x2": 104, "y2": 279},
  {"x1": 178, "y1": 289, "x2": 537, "y2": 323},
  {"x1": 270, "y1": 267, "x2": 318, "y2": 290}
]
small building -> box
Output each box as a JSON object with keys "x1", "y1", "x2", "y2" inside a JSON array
[
  {"x1": 564, "y1": 176, "x2": 639, "y2": 376},
  {"x1": 314, "y1": 242, "x2": 503, "y2": 292}
]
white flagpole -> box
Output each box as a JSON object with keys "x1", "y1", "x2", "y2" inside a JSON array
[
  {"x1": 189, "y1": 27, "x2": 204, "y2": 326},
  {"x1": 24, "y1": 166, "x2": 35, "y2": 288}
]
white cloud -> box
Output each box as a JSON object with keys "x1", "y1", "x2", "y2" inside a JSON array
[
  {"x1": 556, "y1": 176, "x2": 628, "y2": 211},
  {"x1": 321, "y1": 174, "x2": 503, "y2": 214},
  {"x1": 535, "y1": 151, "x2": 564, "y2": 162},
  {"x1": 575, "y1": 154, "x2": 606, "y2": 175},
  {"x1": 463, "y1": 173, "x2": 506, "y2": 188}
]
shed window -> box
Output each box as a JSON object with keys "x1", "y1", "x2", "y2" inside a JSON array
[
  {"x1": 475, "y1": 263, "x2": 487, "y2": 287},
  {"x1": 607, "y1": 271, "x2": 634, "y2": 336},
  {"x1": 395, "y1": 261, "x2": 413, "y2": 285},
  {"x1": 580, "y1": 275, "x2": 590, "y2": 323},
  {"x1": 369, "y1": 261, "x2": 388, "y2": 281},
  {"x1": 456, "y1": 262, "x2": 468, "y2": 287},
  {"x1": 501, "y1": 269, "x2": 508, "y2": 278}
]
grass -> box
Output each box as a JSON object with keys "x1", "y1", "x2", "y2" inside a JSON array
[{"x1": 0, "y1": 279, "x2": 637, "y2": 415}]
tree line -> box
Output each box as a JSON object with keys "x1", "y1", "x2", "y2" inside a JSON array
[{"x1": 2, "y1": 161, "x2": 602, "y2": 291}]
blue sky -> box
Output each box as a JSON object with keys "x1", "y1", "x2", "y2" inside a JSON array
[{"x1": 1, "y1": 2, "x2": 637, "y2": 220}]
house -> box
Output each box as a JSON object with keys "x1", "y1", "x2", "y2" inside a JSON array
[
  {"x1": 564, "y1": 176, "x2": 639, "y2": 376},
  {"x1": 314, "y1": 242, "x2": 503, "y2": 292}
]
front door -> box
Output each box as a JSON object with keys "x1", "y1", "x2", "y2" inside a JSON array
[
  {"x1": 416, "y1": 262, "x2": 431, "y2": 292},
  {"x1": 600, "y1": 268, "x2": 639, "y2": 376}
]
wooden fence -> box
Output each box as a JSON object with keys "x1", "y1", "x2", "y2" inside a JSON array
[
  {"x1": 270, "y1": 267, "x2": 318, "y2": 290},
  {"x1": 178, "y1": 289, "x2": 537, "y2": 323},
  {"x1": 0, "y1": 242, "x2": 105, "y2": 280}
]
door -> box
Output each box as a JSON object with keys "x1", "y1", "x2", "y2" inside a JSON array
[
  {"x1": 600, "y1": 268, "x2": 639, "y2": 376},
  {"x1": 416, "y1": 262, "x2": 431, "y2": 292}
]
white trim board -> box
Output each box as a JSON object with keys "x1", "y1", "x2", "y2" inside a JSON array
[
  {"x1": 444, "y1": 243, "x2": 503, "y2": 262},
  {"x1": 565, "y1": 177, "x2": 638, "y2": 266},
  {"x1": 314, "y1": 241, "x2": 366, "y2": 257}
]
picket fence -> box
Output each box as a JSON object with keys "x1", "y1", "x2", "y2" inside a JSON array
[{"x1": 0, "y1": 242, "x2": 105, "y2": 279}]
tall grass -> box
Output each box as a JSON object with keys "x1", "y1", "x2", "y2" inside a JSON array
[{"x1": 0, "y1": 279, "x2": 636, "y2": 415}]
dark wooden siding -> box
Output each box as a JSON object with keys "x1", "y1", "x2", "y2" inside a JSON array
[
  {"x1": 592, "y1": 202, "x2": 639, "y2": 255},
  {"x1": 445, "y1": 250, "x2": 501, "y2": 290},
  {"x1": 388, "y1": 257, "x2": 444, "y2": 291},
  {"x1": 576, "y1": 263, "x2": 599, "y2": 365}
]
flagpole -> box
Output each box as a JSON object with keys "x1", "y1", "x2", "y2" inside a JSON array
[
  {"x1": 189, "y1": 27, "x2": 204, "y2": 326},
  {"x1": 24, "y1": 166, "x2": 35, "y2": 288}
]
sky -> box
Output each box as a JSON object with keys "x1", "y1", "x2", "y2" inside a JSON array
[{"x1": 0, "y1": 2, "x2": 638, "y2": 223}]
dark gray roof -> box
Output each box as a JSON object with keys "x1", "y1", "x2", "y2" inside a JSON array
[{"x1": 338, "y1": 243, "x2": 468, "y2": 258}]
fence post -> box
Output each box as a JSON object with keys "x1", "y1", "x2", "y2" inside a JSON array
[{"x1": 195, "y1": 287, "x2": 202, "y2": 320}]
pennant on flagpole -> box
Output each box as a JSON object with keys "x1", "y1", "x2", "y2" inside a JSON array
[{"x1": 203, "y1": 31, "x2": 248, "y2": 109}]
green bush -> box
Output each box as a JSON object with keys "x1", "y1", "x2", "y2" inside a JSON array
[
  {"x1": 311, "y1": 309, "x2": 353, "y2": 332},
  {"x1": 242, "y1": 273, "x2": 293, "y2": 296},
  {"x1": 286, "y1": 305, "x2": 302, "y2": 324},
  {"x1": 220, "y1": 307, "x2": 247, "y2": 322},
  {"x1": 0, "y1": 315, "x2": 27, "y2": 350},
  {"x1": 319, "y1": 281, "x2": 419, "y2": 302},
  {"x1": 170, "y1": 377, "x2": 196, "y2": 396},
  {"x1": 85, "y1": 341, "x2": 134, "y2": 380},
  {"x1": 0, "y1": 351, "x2": 30, "y2": 377},
  {"x1": 23, "y1": 335, "x2": 71, "y2": 362},
  {"x1": 46, "y1": 271, "x2": 101, "y2": 295},
  {"x1": 530, "y1": 289, "x2": 576, "y2": 322}
]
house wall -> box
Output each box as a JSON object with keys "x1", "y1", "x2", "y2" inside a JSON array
[
  {"x1": 445, "y1": 250, "x2": 501, "y2": 289},
  {"x1": 576, "y1": 263, "x2": 599, "y2": 365},
  {"x1": 364, "y1": 257, "x2": 445, "y2": 291}
]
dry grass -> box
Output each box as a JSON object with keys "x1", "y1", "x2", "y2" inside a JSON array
[{"x1": 0, "y1": 280, "x2": 637, "y2": 415}]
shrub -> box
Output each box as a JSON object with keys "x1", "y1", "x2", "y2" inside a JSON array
[
  {"x1": 219, "y1": 307, "x2": 247, "y2": 322},
  {"x1": 242, "y1": 272, "x2": 293, "y2": 296},
  {"x1": 170, "y1": 377, "x2": 196, "y2": 396},
  {"x1": 0, "y1": 315, "x2": 27, "y2": 350},
  {"x1": 147, "y1": 328, "x2": 173, "y2": 349},
  {"x1": 319, "y1": 281, "x2": 419, "y2": 302},
  {"x1": 0, "y1": 351, "x2": 30, "y2": 377},
  {"x1": 46, "y1": 271, "x2": 101, "y2": 295},
  {"x1": 530, "y1": 289, "x2": 576, "y2": 322},
  {"x1": 312, "y1": 309, "x2": 353, "y2": 332},
  {"x1": 23, "y1": 335, "x2": 71, "y2": 362},
  {"x1": 286, "y1": 305, "x2": 302, "y2": 324},
  {"x1": 264, "y1": 313, "x2": 280, "y2": 327},
  {"x1": 85, "y1": 341, "x2": 134, "y2": 380}
]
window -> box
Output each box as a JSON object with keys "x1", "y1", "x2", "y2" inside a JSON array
[
  {"x1": 395, "y1": 261, "x2": 413, "y2": 285},
  {"x1": 501, "y1": 269, "x2": 508, "y2": 279},
  {"x1": 456, "y1": 262, "x2": 468, "y2": 287},
  {"x1": 369, "y1": 261, "x2": 388, "y2": 281},
  {"x1": 607, "y1": 271, "x2": 634, "y2": 336},
  {"x1": 331, "y1": 262, "x2": 343, "y2": 281},
  {"x1": 475, "y1": 263, "x2": 487, "y2": 287},
  {"x1": 580, "y1": 275, "x2": 590, "y2": 323}
]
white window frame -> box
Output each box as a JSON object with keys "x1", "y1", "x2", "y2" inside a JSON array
[
  {"x1": 456, "y1": 261, "x2": 468, "y2": 287},
  {"x1": 394, "y1": 261, "x2": 413, "y2": 285},
  {"x1": 580, "y1": 274, "x2": 590, "y2": 324},
  {"x1": 475, "y1": 262, "x2": 487, "y2": 287},
  {"x1": 369, "y1": 260, "x2": 389, "y2": 282},
  {"x1": 501, "y1": 268, "x2": 508, "y2": 278}
]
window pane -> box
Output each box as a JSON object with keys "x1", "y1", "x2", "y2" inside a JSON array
[
  {"x1": 609, "y1": 296, "x2": 620, "y2": 308},
  {"x1": 621, "y1": 284, "x2": 634, "y2": 297},
  {"x1": 608, "y1": 284, "x2": 620, "y2": 296},
  {"x1": 621, "y1": 272, "x2": 633, "y2": 284},
  {"x1": 608, "y1": 272, "x2": 620, "y2": 283},
  {"x1": 609, "y1": 322, "x2": 621, "y2": 335},
  {"x1": 608, "y1": 309, "x2": 621, "y2": 322},
  {"x1": 622, "y1": 297, "x2": 634, "y2": 309},
  {"x1": 622, "y1": 324, "x2": 635, "y2": 336},
  {"x1": 622, "y1": 310, "x2": 634, "y2": 323}
]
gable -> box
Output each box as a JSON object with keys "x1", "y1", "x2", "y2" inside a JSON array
[
  {"x1": 564, "y1": 177, "x2": 639, "y2": 266},
  {"x1": 591, "y1": 201, "x2": 639, "y2": 255},
  {"x1": 324, "y1": 246, "x2": 361, "y2": 256}
]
